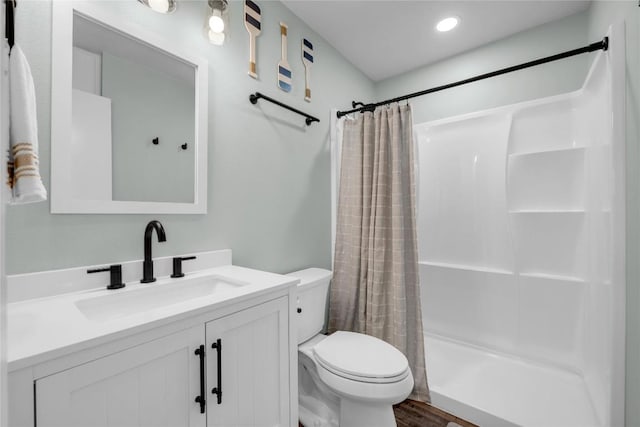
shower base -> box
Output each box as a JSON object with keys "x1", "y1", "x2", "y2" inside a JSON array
[{"x1": 424, "y1": 333, "x2": 600, "y2": 427}]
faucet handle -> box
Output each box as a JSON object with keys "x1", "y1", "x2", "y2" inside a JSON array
[
  {"x1": 171, "y1": 256, "x2": 197, "y2": 278},
  {"x1": 87, "y1": 264, "x2": 125, "y2": 290}
]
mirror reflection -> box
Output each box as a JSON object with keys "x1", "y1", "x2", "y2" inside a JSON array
[{"x1": 71, "y1": 12, "x2": 196, "y2": 204}]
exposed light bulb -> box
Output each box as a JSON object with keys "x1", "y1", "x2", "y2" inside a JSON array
[
  {"x1": 138, "y1": 0, "x2": 176, "y2": 14},
  {"x1": 149, "y1": 0, "x2": 169, "y2": 13},
  {"x1": 436, "y1": 16, "x2": 459, "y2": 32},
  {"x1": 206, "y1": 0, "x2": 228, "y2": 46},
  {"x1": 208, "y1": 29, "x2": 226, "y2": 45},
  {"x1": 208, "y1": 12, "x2": 225, "y2": 33}
]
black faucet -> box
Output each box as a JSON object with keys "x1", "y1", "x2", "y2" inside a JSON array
[{"x1": 141, "y1": 220, "x2": 167, "y2": 283}]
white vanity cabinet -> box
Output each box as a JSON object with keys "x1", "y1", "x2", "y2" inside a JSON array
[
  {"x1": 9, "y1": 293, "x2": 295, "y2": 427},
  {"x1": 206, "y1": 297, "x2": 289, "y2": 427},
  {"x1": 36, "y1": 326, "x2": 206, "y2": 427}
]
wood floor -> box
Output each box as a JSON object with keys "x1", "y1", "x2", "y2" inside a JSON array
[
  {"x1": 299, "y1": 399, "x2": 478, "y2": 427},
  {"x1": 393, "y1": 399, "x2": 478, "y2": 427}
]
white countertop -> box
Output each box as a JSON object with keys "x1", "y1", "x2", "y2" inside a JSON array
[{"x1": 8, "y1": 264, "x2": 298, "y2": 372}]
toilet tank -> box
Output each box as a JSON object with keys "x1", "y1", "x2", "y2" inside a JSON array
[{"x1": 286, "y1": 268, "x2": 332, "y2": 345}]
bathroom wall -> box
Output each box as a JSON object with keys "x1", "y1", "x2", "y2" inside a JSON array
[
  {"x1": 587, "y1": 3, "x2": 640, "y2": 426},
  {"x1": 7, "y1": 0, "x2": 374, "y2": 274},
  {"x1": 375, "y1": 11, "x2": 590, "y2": 123}
]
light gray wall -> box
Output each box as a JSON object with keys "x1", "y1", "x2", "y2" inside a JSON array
[
  {"x1": 587, "y1": 3, "x2": 639, "y2": 426},
  {"x1": 375, "y1": 11, "x2": 590, "y2": 124},
  {"x1": 7, "y1": 0, "x2": 374, "y2": 274}
]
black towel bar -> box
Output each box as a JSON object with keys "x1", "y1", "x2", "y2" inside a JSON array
[{"x1": 249, "y1": 92, "x2": 320, "y2": 126}]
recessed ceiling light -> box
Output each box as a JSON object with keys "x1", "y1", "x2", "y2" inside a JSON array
[{"x1": 436, "y1": 16, "x2": 459, "y2": 32}]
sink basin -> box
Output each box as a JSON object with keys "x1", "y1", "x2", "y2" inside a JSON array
[{"x1": 75, "y1": 275, "x2": 249, "y2": 322}]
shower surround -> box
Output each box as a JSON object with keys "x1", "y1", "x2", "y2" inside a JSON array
[{"x1": 414, "y1": 34, "x2": 624, "y2": 427}]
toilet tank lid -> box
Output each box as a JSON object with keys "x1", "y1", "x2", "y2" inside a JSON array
[{"x1": 286, "y1": 268, "x2": 332, "y2": 288}]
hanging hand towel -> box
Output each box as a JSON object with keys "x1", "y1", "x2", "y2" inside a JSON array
[{"x1": 8, "y1": 44, "x2": 47, "y2": 204}]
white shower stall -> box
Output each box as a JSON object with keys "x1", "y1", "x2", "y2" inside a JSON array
[
  {"x1": 330, "y1": 25, "x2": 625, "y2": 427},
  {"x1": 414, "y1": 29, "x2": 625, "y2": 427}
]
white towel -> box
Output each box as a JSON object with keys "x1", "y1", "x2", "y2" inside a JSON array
[{"x1": 9, "y1": 44, "x2": 47, "y2": 204}]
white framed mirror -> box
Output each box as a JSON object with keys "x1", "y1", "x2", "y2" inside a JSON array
[{"x1": 51, "y1": 1, "x2": 208, "y2": 214}]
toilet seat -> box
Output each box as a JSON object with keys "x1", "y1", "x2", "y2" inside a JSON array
[{"x1": 313, "y1": 331, "x2": 410, "y2": 384}]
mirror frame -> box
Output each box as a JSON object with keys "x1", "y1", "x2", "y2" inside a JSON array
[{"x1": 51, "y1": 1, "x2": 208, "y2": 214}]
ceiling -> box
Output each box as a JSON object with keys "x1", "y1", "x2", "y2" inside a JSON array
[{"x1": 281, "y1": 1, "x2": 592, "y2": 82}]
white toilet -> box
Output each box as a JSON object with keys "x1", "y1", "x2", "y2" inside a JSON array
[{"x1": 288, "y1": 268, "x2": 413, "y2": 427}]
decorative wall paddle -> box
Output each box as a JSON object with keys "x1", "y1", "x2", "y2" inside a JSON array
[
  {"x1": 302, "y1": 38, "x2": 313, "y2": 102},
  {"x1": 277, "y1": 22, "x2": 292, "y2": 92},
  {"x1": 244, "y1": 0, "x2": 261, "y2": 79}
]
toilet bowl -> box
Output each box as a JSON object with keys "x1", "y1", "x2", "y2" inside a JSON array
[{"x1": 288, "y1": 268, "x2": 413, "y2": 427}]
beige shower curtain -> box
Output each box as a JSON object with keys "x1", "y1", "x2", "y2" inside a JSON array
[{"x1": 329, "y1": 103, "x2": 430, "y2": 402}]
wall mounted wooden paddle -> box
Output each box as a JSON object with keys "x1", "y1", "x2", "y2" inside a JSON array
[
  {"x1": 277, "y1": 22, "x2": 292, "y2": 92},
  {"x1": 244, "y1": 0, "x2": 261, "y2": 79},
  {"x1": 301, "y1": 38, "x2": 313, "y2": 102}
]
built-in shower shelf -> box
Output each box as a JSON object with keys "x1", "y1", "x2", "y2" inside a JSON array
[
  {"x1": 507, "y1": 145, "x2": 586, "y2": 212},
  {"x1": 419, "y1": 261, "x2": 513, "y2": 275},
  {"x1": 508, "y1": 97, "x2": 581, "y2": 155},
  {"x1": 508, "y1": 210, "x2": 585, "y2": 214},
  {"x1": 507, "y1": 146, "x2": 587, "y2": 158},
  {"x1": 518, "y1": 272, "x2": 585, "y2": 283}
]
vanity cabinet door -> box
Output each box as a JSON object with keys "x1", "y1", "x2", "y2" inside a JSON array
[
  {"x1": 35, "y1": 326, "x2": 206, "y2": 427},
  {"x1": 205, "y1": 296, "x2": 290, "y2": 427}
]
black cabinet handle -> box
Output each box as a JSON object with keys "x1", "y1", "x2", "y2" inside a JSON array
[
  {"x1": 211, "y1": 338, "x2": 222, "y2": 404},
  {"x1": 194, "y1": 345, "x2": 206, "y2": 414}
]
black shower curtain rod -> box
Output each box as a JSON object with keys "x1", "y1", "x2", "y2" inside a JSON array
[{"x1": 336, "y1": 37, "x2": 609, "y2": 118}]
